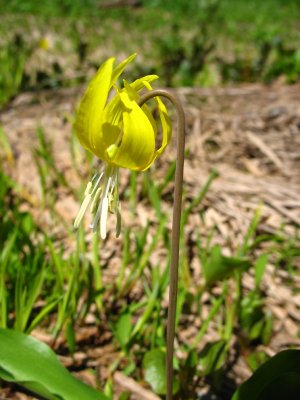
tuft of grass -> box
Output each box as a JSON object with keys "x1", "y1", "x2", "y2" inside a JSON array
[{"x1": 0, "y1": 33, "x2": 30, "y2": 108}]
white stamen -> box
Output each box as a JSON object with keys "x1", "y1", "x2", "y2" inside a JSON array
[
  {"x1": 74, "y1": 163, "x2": 121, "y2": 239},
  {"x1": 84, "y1": 181, "x2": 93, "y2": 196},
  {"x1": 74, "y1": 194, "x2": 92, "y2": 228},
  {"x1": 90, "y1": 187, "x2": 101, "y2": 212},
  {"x1": 92, "y1": 175, "x2": 111, "y2": 231},
  {"x1": 91, "y1": 172, "x2": 104, "y2": 196},
  {"x1": 100, "y1": 196, "x2": 109, "y2": 239},
  {"x1": 91, "y1": 173, "x2": 98, "y2": 182}
]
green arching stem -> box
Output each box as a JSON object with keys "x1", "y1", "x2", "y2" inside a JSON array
[{"x1": 139, "y1": 90, "x2": 185, "y2": 400}]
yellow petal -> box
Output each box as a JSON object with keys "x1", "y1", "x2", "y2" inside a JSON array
[
  {"x1": 74, "y1": 57, "x2": 115, "y2": 152},
  {"x1": 152, "y1": 96, "x2": 172, "y2": 159},
  {"x1": 111, "y1": 53, "x2": 136, "y2": 85},
  {"x1": 107, "y1": 91, "x2": 156, "y2": 170},
  {"x1": 130, "y1": 75, "x2": 159, "y2": 92},
  {"x1": 123, "y1": 80, "x2": 139, "y2": 101},
  {"x1": 93, "y1": 90, "x2": 124, "y2": 160},
  {"x1": 102, "y1": 81, "x2": 171, "y2": 171},
  {"x1": 74, "y1": 54, "x2": 137, "y2": 156},
  {"x1": 94, "y1": 77, "x2": 159, "y2": 163},
  {"x1": 141, "y1": 103, "x2": 157, "y2": 139},
  {"x1": 74, "y1": 54, "x2": 172, "y2": 171},
  {"x1": 122, "y1": 75, "x2": 159, "y2": 102}
]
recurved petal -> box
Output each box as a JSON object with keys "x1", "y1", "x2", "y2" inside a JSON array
[
  {"x1": 122, "y1": 76, "x2": 158, "y2": 102},
  {"x1": 95, "y1": 78, "x2": 158, "y2": 163},
  {"x1": 107, "y1": 91, "x2": 156, "y2": 171},
  {"x1": 130, "y1": 75, "x2": 159, "y2": 92},
  {"x1": 133, "y1": 82, "x2": 172, "y2": 170},
  {"x1": 74, "y1": 57, "x2": 115, "y2": 152},
  {"x1": 153, "y1": 96, "x2": 172, "y2": 158}
]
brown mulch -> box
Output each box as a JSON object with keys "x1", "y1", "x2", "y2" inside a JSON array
[{"x1": 0, "y1": 82, "x2": 300, "y2": 399}]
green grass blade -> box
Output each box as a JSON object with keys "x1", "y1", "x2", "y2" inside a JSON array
[
  {"x1": 192, "y1": 285, "x2": 227, "y2": 348},
  {"x1": 21, "y1": 263, "x2": 47, "y2": 331},
  {"x1": 131, "y1": 282, "x2": 160, "y2": 338},
  {"x1": 158, "y1": 159, "x2": 176, "y2": 195},
  {"x1": 0, "y1": 126, "x2": 14, "y2": 164},
  {"x1": 239, "y1": 205, "x2": 262, "y2": 257},
  {"x1": 181, "y1": 169, "x2": 218, "y2": 228},
  {"x1": 0, "y1": 231, "x2": 17, "y2": 328},
  {"x1": 26, "y1": 297, "x2": 63, "y2": 333}
]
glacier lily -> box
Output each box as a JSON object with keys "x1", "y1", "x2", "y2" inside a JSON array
[{"x1": 74, "y1": 54, "x2": 172, "y2": 239}]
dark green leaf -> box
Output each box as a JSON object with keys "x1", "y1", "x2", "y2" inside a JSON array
[
  {"x1": 203, "y1": 245, "x2": 250, "y2": 285},
  {"x1": 232, "y1": 349, "x2": 300, "y2": 400}
]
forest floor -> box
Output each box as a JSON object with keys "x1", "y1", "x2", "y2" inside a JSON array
[{"x1": 1, "y1": 82, "x2": 300, "y2": 399}]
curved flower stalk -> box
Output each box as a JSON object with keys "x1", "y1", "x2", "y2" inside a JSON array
[
  {"x1": 139, "y1": 90, "x2": 185, "y2": 400},
  {"x1": 74, "y1": 54, "x2": 186, "y2": 400},
  {"x1": 73, "y1": 54, "x2": 172, "y2": 239}
]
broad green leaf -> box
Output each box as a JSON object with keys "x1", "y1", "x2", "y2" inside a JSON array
[
  {"x1": 0, "y1": 329, "x2": 108, "y2": 400},
  {"x1": 143, "y1": 348, "x2": 179, "y2": 395},
  {"x1": 232, "y1": 349, "x2": 300, "y2": 400},
  {"x1": 0, "y1": 366, "x2": 14, "y2": 380},
  {"x1": 203, "y1": 245, "x2": 250, "y2": 285}
]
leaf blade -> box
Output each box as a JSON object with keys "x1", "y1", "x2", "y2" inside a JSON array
[{"x1": 0, "y1": 329, "x2": 108, "y2": 400}]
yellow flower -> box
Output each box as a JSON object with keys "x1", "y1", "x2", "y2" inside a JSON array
[
  {"x1": 74, "y1": 54, "x2": 172, "y2": 239},
  {"x1": 38, "y1": 37, "x2": 50, "y2": 51}
]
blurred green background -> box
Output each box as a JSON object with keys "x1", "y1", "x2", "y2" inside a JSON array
[{"x1": 1, "y1": 0, "x2": 300, "y2": 108}]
